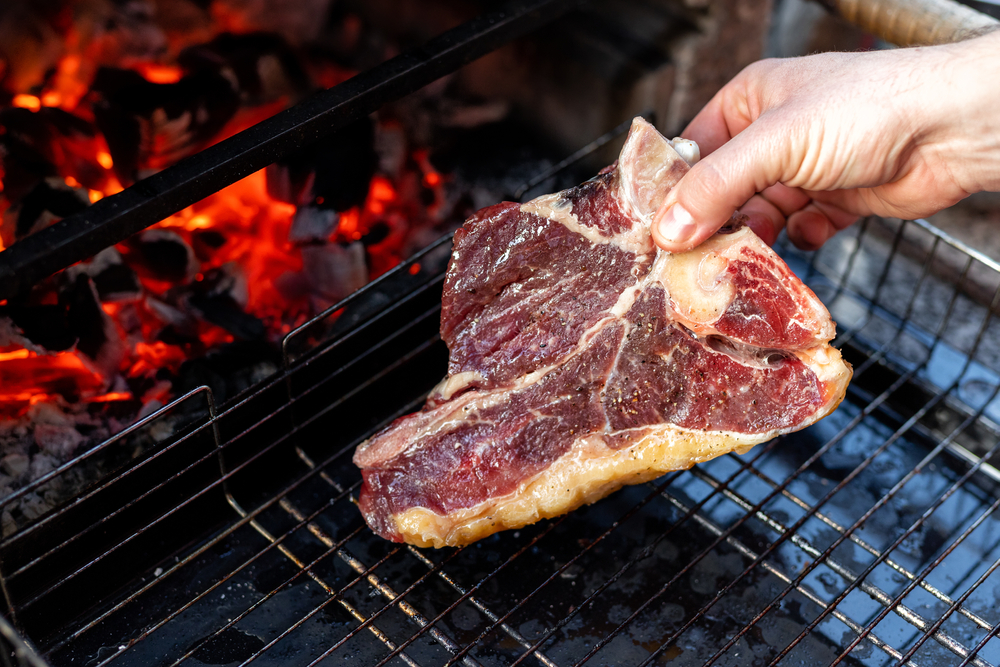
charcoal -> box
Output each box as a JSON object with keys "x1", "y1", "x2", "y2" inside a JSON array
[
  {"x1": 145, "y1": 297, "x2": 199, "y2": 337},
  {"x1": 301, "y1": 242, "x2": 368, "y2": 303},
  {"x1": 361, "y1": 221, "x2": 390, "y2": 247},
  {"x1": 0, "y1": 1, "x2": 63, "y2": 97},
  {"x1": 151, "y1": 264, "x2": 263, "y2": 341},
  {"x1": 2, "y1": 177, "x2": 90, "y2": 242},
  {"x1": 0, "y1": 107, "x2": 96, "y2": 203},
  {"x1": 92, "y1": 263, "x2": 143, "y2": 301},
  {"x1": 267, "y1": 117, "x2": 377, "y2": 211},
  {"x1": 33, "y1": 422, "x2": 86, "y2": 459},
  {"x1": 68, "y1": 248, "x2": 142, "y2": 302},
  {"x1": 264, "y1": 160, "x2": 314, "y2": 206},
  {"x1": 311, "y1": 117, "x2": 378, "y2": 211},
  {"x1": 60, "y1": 273, "x2": 125, "y2": 377},
  {"x1": 0, "y1": 304, "x2": 75, "y2": 352},
  {"x1": 93, "y1": 0, "x2": 168, "y2": 65},
  {"x1": 177, "y1": 32, "x2": 310, "y2": 104},
  {"x1": 186, "y1": 292, "x2": 266, "y2": 340},
  {"x1": 191, "y1": 229, "x2": 228, "y2": 260},
  {"x1": 155, "y1": 324, "x2": 200, "y2": 346},
  {"x1": 0, "y1": 454, "x2": 29, "y2": 481},
  {"x1": 173, "y1": 340, "x2": 281, "y2": 405},
  {"x1": 288, "y1": 206, "x2": 338, "y2": 243},
  {"x1": 374, "y1": 121, "x2": 407, "y2": 178},
  {"x1": 208, "y1": 0, "x2": 334, "y2": 45},
  {"x1": 182, "y1": 265, "x2": 263, "y2": 340},
  {"x1": 90, "y1": 67, "x2": 240, "y2": 184},
  {"x1": 127, "y1": 229, "x2": 197, "y2": 283}
]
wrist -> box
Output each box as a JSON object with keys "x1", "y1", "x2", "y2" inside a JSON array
[{"x1": 917, "y1": 31, "x2": 1000, "y2": 194}]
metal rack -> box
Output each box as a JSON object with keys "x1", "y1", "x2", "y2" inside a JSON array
[{"x1": 4, "y1": 101, "x2": 1000, "y2": 667}]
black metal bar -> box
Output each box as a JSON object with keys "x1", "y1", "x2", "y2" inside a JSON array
[{"x1": 0, "y1": 0, "x2": 579, "y2": 300}]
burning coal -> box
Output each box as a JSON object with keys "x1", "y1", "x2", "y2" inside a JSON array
[{"x1": 0, "y1": 0, "x2": 459, "y2": 489}]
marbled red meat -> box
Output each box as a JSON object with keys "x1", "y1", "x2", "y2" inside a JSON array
[{"x1": 354, "y1": 118, "x2": 851, "y2": 548}]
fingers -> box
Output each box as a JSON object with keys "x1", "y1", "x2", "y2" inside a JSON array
[
  {"x1": 737, "y1": 185, "x2": 814, "y2": 245},
  {"x1": 739, "y1": 195, "x2": 785, "y2": 246},
  {"x1": 679, "y1": 60, "x2": 779, "y2": 154},
  {"x1": 786, "y1": 207, "x2": 835, "y2": 251},
  {"x1": 651, "y1": 118, "x2": 788, "y2": 252},
  {"x1": 786, "y1": 201, "x2": 859, "y2": 251}
]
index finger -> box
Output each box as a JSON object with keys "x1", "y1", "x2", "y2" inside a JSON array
[{"x1": 679, "y1": 93, "x2": 735, "y2": 156}]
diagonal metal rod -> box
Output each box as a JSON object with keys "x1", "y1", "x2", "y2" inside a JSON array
[
  {"x1": 0, "y1": 0, "x2": 580, "y2": 299},
  {"x1": 293, "y1": 447, "x2": 563, "y2": 667},
  {"x1": 889, "y1": 528, "x2": 1000, "y2": 666},
  {"x1": 724, "y1": 452, "x2": 996, "y2": 633},
  {"x1": 230, "y1": 497, "x2": 423, "y2": 667},
  {"x1": 654, "y1": 487, "x2": 915, "y2": 666},
  {"x1": 682, "y1": 464, "x2": 987, "y2": 667}
]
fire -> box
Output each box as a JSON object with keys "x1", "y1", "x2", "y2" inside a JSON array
[
  {"x1": 0, "y1": 18, "x2": 455, "y2": 427},
  {"x1": 41, "y1": 92, "x2": 62, "y2": 108},
  {"x1": 134, "y1": 63, "x2": 184, "y2": 84},
  {"x1": 0, "y1": 351, "x2": 107, "y2": 416},
  {"x1": 12, "y1": 95, "x2": 41, "y2": 112},
  {"x1": 96, "y1": 151, "x2": 114, "y2": 170}
]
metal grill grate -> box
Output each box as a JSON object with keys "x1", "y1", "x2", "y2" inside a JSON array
[{"x1": 5, "y1": 125, "x2": 1000, "y2": 667}]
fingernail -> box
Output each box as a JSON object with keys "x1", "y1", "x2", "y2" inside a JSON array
[{"x1": 656, "y1": 204, "x2": 696, "y2": 244}]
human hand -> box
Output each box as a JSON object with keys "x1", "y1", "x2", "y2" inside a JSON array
[{"x1": 651, "y1": 31, "x2": 1000, "y2": 252}]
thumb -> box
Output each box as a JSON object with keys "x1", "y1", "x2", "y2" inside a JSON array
[{"x1": 651, "y1": 120, "x2": 785, "y2": 252}]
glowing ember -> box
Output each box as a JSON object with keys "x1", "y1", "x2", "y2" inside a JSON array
[
  {"x1": 12, "y1": 95, "x2": 41, "y2": 112},
  {"x1": 96, "y1": 151, "x2": 114, "y2": 170},
  {"x1": 0, "y1": 14, "x2": 455, "y2": 431},
  {"x1": 0, "y1": 351, "x2": 106, "y2": 416}
]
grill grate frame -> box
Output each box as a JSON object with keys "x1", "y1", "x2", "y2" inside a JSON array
[{"x1": 4, "y1": 132, "x2": 1000, "y2": 667}]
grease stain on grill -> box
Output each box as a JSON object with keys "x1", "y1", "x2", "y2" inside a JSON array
[{"x1": 190, "y1": 628, "x2": 266, "y2": 665}]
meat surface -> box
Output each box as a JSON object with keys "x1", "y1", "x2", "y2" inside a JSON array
[{"x1": 353, "y1": 118, "x2": 852, "y2": 548}]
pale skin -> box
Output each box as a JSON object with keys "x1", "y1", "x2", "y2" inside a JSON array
[{"x1": 652, "y1": 30, "x2": 1000, "y2": 253}]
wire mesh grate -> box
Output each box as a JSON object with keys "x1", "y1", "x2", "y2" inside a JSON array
[{"x1": 4, "y1": 133, "x2": 1000, "y2": 667}]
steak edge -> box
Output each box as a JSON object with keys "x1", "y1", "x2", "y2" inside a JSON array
[{"x1": 353, "y1": 118, "x2": 852, "y2": 548}]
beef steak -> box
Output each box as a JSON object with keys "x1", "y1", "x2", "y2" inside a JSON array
[{"x1": 353, "y1": 118, "x2": 851, "y2": 548}]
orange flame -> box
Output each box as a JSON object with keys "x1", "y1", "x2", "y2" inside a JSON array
[
  {"x1": 0, "y1": 43, "x2": 448, "y2": 424},
  {"x1": 135, "y1": 63, "x2": 184, "y2": 84},
  {"x1": 12, "y1": 95, "x2": 41, "y2": 112}
]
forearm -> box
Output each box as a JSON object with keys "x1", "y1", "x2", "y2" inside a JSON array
[{"x1": 921, "y1": 30, "x2": 1000, "y2": 194}]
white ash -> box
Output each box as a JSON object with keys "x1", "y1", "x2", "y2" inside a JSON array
[
  {"x1": 0, "y1": 402, "x2": 127, "y2": 538},
  {"x1": 288, "y1": 207, "x2": 339, "y2": 244},
  {"x1": 301, "y1": 242, "x2": 369, "y2": 303},
  {"x1": 0, "y1": 315, "x2": 46, "y2": 353}
]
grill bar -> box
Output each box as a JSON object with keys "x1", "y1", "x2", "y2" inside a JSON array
[
  {"x1": 961, "y1": 619, "x2": 1000, "y2": 667},
  {"x1": 503, "y1": 439, "x2": 794, "y2": 667},
  {"x1": 652, "y1": 376, "x2": 999, "y2": 667},
  {"x1": 0, "y1": 0, "x2": 579, "y2": 300},
  {"x1": 687, "y1": 455, "x2": 996, "y2": 667},
  {"x1": 722, "y1": 291, "x2": 1000, "y2": 667},
  {"x1": 374, "y1": 473, "x2": 684, "y2": 667},
  {"x1": 292, "y1": 447, "x2": 562, "y2": 667},
  {"x1": 498, "y1": 218, "x2": 961, "y2": 666},
  {"x1": 48, "y1": 328, "x2": 444, "y2": 654},
  {"x1": 651, "y1": 486, "x2": 915, "y2": 665},
  {"x1": 8, "y1": 292, "x2": 442, "y2": 611},
  {"x1": 725, "y1": 451, "x2": 996, "y2": 632},
  {"x1": 95, "y1": 495, "x2": 366, "y2": 667},
  {"x1": 867, "y1": 518, "x2": 1000, "y2": 667},
  {"x1": 228, "y1": 494, "x2": 432, "y2": 667}
]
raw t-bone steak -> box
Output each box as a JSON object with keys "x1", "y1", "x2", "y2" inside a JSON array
[{"x1": 354, "y1": 118, "x2": 851, "y2": 548}]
